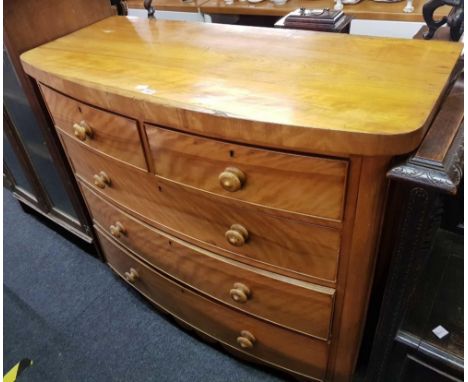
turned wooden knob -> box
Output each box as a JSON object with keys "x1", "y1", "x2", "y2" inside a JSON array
[
  {"x1": 124, "y1": 268, "x2": 139, "y2": 283},
  {"x1": 93, "y1": 171, "x2": 111, "y2": 189},
  {"x1": 225, "y1": 224, "x2": 249, "y2": 247},
  {"x1": 219, "y1": 167, "x2": 245, "y2": 192},
  {"x1": 236, "y1": 330, "x2": 256, "y2": 349},
  {"x1": 109, "y1": 221, "x2": 126, "y2": 238},
  {"x1": 230, "y1": 282, "x2": 251, "y2": 303},
  {"x1": 72, "y1": 120, "x2": 92, "y2": 141}
]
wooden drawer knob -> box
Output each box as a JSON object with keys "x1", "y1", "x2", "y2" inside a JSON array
[
  {"x1": 236, "y1": 330, "x2": 256, "y2": 349},
  {"x1": 109, "y1": 221, "x2": 126, "y2": 238},
  {"x1": 219, "y1": 167, "x2": 245, "y2": 192},
  {"x1": 225, "y1": 224, "x2": 249, "y2": 247},
  {"x1": 124, "y1": 268, "x2": 139, "y2": 283},
  {"x1": 93, "y1": 171, "x2": 111, "y2": 189},
  {"x1": 73, "y1": 120, "x2": 92, "y2": 141},
  {"x1": 230, "y1": 282, "x2": 251, "y2": 303}
]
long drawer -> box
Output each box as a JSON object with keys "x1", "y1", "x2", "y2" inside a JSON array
[
  {"x1": 40, "y1": 84, "x2": 147, "y2": 170},
  {"x1": 99, "y1": 228, "x2": 330, "y2": 381},
  {"x1": 146, "y1": 125, "x2": 348, "y2": 221},
  {"x1": 60, "y1": 132, "x2": 341, "y2": 283},
  {"x1": 85, "y1": 184, "x2": 335, "y2": 340}
]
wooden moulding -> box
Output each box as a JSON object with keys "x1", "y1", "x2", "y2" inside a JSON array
[{"x1": 388, "y1": 74, "x2": 464, "y2": 195}]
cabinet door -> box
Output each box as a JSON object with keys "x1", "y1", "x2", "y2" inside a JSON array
[
  {"x1": 3, "y1": 46, "x2": 94, "y2": 242},
  {"x1": 3, "y1": 130, "x2": 35, "y2": 197}
]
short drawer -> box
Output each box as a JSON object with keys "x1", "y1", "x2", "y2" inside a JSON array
[
  {"x1": 99, "y1": 228, "x2": 329, "y2": 381},
  {"x1": 40, "y1": 84, "x2": 147, "y2": 169},
  {"x1": 146, "y1": 125, "x2": 348, "y2": 221},
  {"x1": 86, "y1": 186, "x2": 335, "y2": 340},
  {"x1": 60, "y1": 133, "x2": 341, "y2": 283}
]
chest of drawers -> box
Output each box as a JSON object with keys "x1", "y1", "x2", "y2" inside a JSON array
[{"x1": 20, "y1": 16, "x2": 462, "y2": 381}]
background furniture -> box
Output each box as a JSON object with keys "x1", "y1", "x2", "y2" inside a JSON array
[
  {"x1": 274, "y1": 11, "x2": 352, "y2": 33},
  {"x1": 128, "y1": 0, "x2": 450, "y2": 28},
  {"x1": 126, "y1": 0, "x2": 452, "y2": 39},
  {"x1": 3, "y1": 0, "x2": 116, "y2": 247},
  {"x1": 363, "y1": 23, "x2": 464, "y2": 379}
]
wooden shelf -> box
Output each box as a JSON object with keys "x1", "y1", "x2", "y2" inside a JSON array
[
  {"x1": 127, "y1": 0, "x2": 450, "y2": 22},
  {"x1": 200, "y1": 0, "x2": 450, "y2": 21},
  {"x1": 126, "y1": 0, "x2": 205, "y2": 11}
]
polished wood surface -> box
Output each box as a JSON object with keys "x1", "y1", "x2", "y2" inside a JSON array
[
  {"x1": 99, "y1": 228, "x2": 330, "y2": 381},
  {"x1": 328, "y1": 156, "x2": 390, "y2": 381},
  {"x1": 61, "y1": 132, "x2": 342, "y2": 284},
  {"x1": 147, "y1": 125, "x2": 348, "y2": 221},
  {"x1": 4, "y1": 0, "x2": 114, "y2": 55},
  {"x1": 25, "y1": 16, "x2": 463, "y2": 381},
  {"x1": 40, "y1": 85, "x2": 147, "y2": 170},
  {"x1": 415, "y1": 78, "x2": 463, "y2": 163},
  {"x1": 201, "y1": 0, "x2": 450, "y2": 21},
  {"x1": 21, "y1": 17, "x2": 463, "y2": 156},
  {"x1": 82, "y1": 184, "x2": 335, "y2": 339}
]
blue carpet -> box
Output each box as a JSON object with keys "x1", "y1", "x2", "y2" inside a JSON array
[{"x1": 3, "y1": 191, "x2": 286, "y2": 381}]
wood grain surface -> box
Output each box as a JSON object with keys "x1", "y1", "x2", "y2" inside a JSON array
[
  {"x1": 4, "y1": 0, "x2": 114, "y2": 54},
  {"x1": 146, "y1": 125, "x2": 348, "y2": 221},
  {"x1": 99, "y1": 227, "x2": 330, "y2": 381},
  {"x1": 60, "y1": 131, "x2": 342, "y2": 284},
  {"x1": 83, "y1": 184, "x2": 335, "y2": 339},
  {"x1": 326, "y1": 156, "x2": 390, "y2": 381},
  {"x1": 20, "y1": 17, "x2": 463, "y2": 156},
  {"x1": 414, "y1": 77, "x2": 464, "y2": 163},
  {"x1": 40, "y1": 84, "x2": 148, "y2": 170}
]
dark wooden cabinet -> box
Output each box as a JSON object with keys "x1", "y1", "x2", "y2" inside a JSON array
[
  {"x1": 362, "y1": 66, "x2": 464, "y2": 382},
  {"x1": 3, "y1": 0, "x2": 116, "y2": 246}
]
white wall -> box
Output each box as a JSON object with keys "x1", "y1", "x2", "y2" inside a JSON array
[{"x1": 350, "y1": 19, "x2": 425, "y2": 39}]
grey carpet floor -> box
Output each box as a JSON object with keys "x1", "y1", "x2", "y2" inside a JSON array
[{"x1": 3, "y1": 191, "x2": 287, "y2": 382}]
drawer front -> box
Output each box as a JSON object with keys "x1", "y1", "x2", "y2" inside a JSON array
[
  {"x1": 85, "y1": 185, "x2": 334, "y2": 340},
  {"x1": 146, "y1": 125, "x2": 348, "y2": 221},
  {"x1": 99, "y1": 228, "x2": 329, "y2": 381},
  {"x1": 40, "y1": 84, "x2": 147, "y2": 169},
  {"x1": 61, "y1": 133, "x2": 341, "y2": 283}
]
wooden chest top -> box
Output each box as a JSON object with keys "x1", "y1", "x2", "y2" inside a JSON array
[{"x1": 21, "y1": 16, "x2": 462, "y2": 155}]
